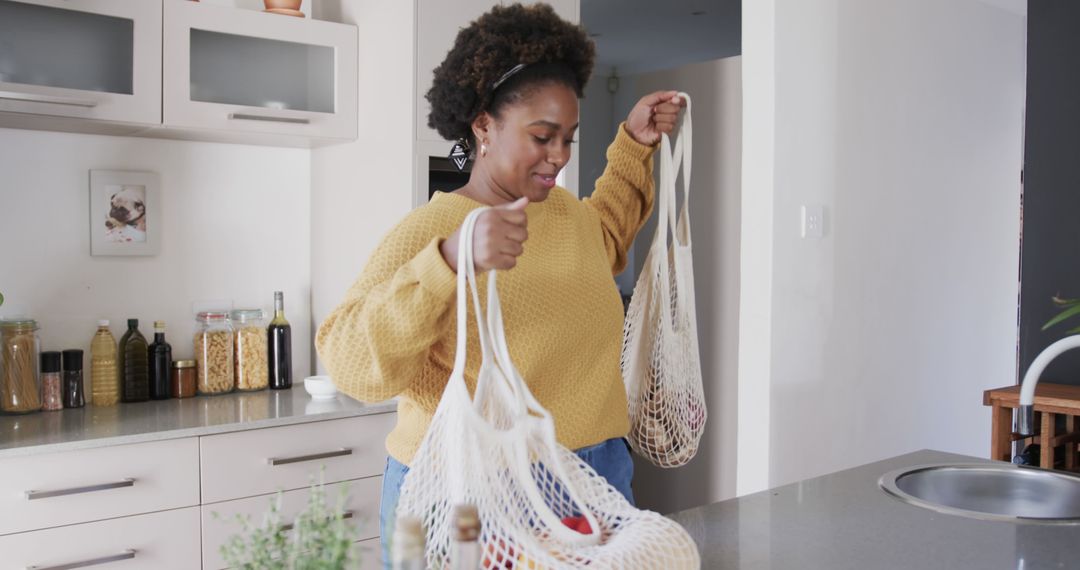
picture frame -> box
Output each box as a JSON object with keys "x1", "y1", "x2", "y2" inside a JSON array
[{"x1": 89, "y1": 170, "x2": 161, "y2": 256}]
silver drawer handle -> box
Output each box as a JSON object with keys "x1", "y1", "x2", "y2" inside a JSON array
[
  {"x1": 27, "y1": 549, "x2": 136, "y2": 570},
  {"x1": 228, "y1": 112, "x2": 310, "y2": 125},
  {"x1": 267, "y1": 448, "x2": 352, "y2": 466},
  {"x1": 280, "y1": 510, "x2": 354, "y2": 532},
  {"x1": 25, "y1": 478, "x2": 136, "y2": 501},
  {"x1": 0, "y1": 90, "x2": 98, "y2": 108}
]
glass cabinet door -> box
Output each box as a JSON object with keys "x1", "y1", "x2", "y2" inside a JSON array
[
  {"x1": 163, "y1": 0, "x2": 357, "y2": 144},
  {"x1": 0, "y1": 0, "x2": 161, "y2": 125}
]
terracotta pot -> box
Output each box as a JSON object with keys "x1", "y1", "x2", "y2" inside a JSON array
[{"x1": 263, "y1": 0, "x2": 301, "y2": 10}]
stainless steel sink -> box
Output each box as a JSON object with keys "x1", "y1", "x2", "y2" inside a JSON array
[{"x1": 879, "y1": 463, "x2": 1080, "y2": 524}]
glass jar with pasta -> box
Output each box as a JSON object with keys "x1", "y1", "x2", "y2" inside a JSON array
[
  {"x1": 194, "y1": 311, "x2": 234, "y2": 395},
  {"x1": 1, "y1": 318, "x2": 42, "y2": 414},
  {"x1": 230, "y1": 309, "x2": 268, "y2": 392}
]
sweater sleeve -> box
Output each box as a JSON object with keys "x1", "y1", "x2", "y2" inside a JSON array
[
  {"x1": 581, "y1": 122, "x2": 658, "y2": 275},
  {"x1": 316, "y1": 227, "x2": 457, "y2": 403}
]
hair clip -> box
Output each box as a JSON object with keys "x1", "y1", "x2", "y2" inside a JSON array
[{"x1": 492, "y1": 63, "x2": 528, "y2": 91}]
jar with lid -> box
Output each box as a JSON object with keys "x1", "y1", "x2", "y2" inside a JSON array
[
  {"x1": 1, "y1": 318, "x2": 42, "y2": 414},
  {"x1": 62, "y1": 349, "x2": 85, "y2": 408},
  {"x1": 231, "y1": 309, "x2": 268, "y2": 392},
  {"x1": 194, "y1": 311, "x2": 234, "y2": 395},
  {"x1": 171, "y1": 359, "x2": 197, "y2": 399},
  {"x1": 39, "y1": 351, "x2": 63, "y2": 411}
]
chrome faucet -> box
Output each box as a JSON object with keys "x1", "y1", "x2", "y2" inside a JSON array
[{"x1": 1017, "y1": 335, "x2": 1080, "y2": 436}]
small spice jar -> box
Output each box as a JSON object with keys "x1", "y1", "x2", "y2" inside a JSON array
[
  {"x1": 194, "y1": 311, "x2": 234, "y2": 395},
  {"x1": 1, "y1": 318, "x2": 42, "y2": 414},
  {"x1": 171, "y1": 359, "x2": 197, "y2": 399},
  {"x1": 39, "y1": 351, "x2": 63, "y2": 411},
  {"x1": 62, "y1": 349, "x2": 85, "y2": 408},
  {"x1": 231, "y1": 309, "x2": 268, "y2": 392}
]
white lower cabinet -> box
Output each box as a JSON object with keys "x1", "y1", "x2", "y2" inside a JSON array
[
  {"x1": 200, "y1": 414, "x2": 394, "y2": 504},
  {"x1": 201, "y1": 476, "x2": 383, "y2": 569},
  {"x1": 0, "y1": 506, "x2": 201, "y2": 570},
  {"x1": 0, "y1": 437, "x2": 200, "y2": 536},
  {"x1": 0, "y1": 412, "x2": 394, "y2": 569}
]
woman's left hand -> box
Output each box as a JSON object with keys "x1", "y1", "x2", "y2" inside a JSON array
[{"x1": 625, "y1": 90, "x2": 686, "y2": 146}]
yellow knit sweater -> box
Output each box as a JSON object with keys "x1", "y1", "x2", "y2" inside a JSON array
[{"x1": 316, "y1": 124, "x2": 656, "y2": 465}]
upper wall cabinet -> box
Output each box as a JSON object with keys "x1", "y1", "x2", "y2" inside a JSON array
[
  {"x1": 162, "y1": 0, "x2": 357, "y2": 146},
  {"x1": 0, "y1": 0, "x2": 358, "y2": 147},
  {"x1": 0, "y1": 0, "x2": 162, "y2": 130},
  {"x1": 414, "y1": 0, "x2": 579, "y2": 146}
]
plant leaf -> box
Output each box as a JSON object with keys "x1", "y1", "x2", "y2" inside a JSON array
[{"x1": 1043, "y1": 302, "x2": 1080, "y2": 330}]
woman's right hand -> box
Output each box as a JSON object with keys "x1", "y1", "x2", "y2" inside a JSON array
[{"x1": 441, "y1": 197, "x2": 529, "y2": 272}]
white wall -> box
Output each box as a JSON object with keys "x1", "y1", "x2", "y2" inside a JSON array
[
  {"x1": 310, "y1": 0, "x2": 416, "y2": 374},
  {"x1": 600, "y1": 57, "x2": 742, "y2": 512},
  {"x1": 0, "y1": 127, "x2": 312, "y2": 379},
  {"x1": 740, "y1": 0, "x2": 1027, "y2": 491}
]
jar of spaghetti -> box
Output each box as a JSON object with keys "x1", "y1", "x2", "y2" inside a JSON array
[{"x1": 1, "y1": 319, "x2": 42, "y2": 414}]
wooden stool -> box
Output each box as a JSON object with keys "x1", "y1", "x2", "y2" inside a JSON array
[{"x1": 984, "y1": 383, "x2": 1080, "y2": 471}]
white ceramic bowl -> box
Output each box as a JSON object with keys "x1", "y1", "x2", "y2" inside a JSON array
[{"x1": 303, "y1": 375, "x2": 339, "y2": 400}]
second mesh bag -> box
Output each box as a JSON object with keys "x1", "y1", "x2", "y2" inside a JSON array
[
  {"x1": 397, "y1": 207, "x2": 701, "y2": 569},
  {"x1": 622, "y1": 92, "x2": 707, "y2": 468}
]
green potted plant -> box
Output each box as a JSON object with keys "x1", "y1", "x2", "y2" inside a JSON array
[{"x1": 217, "y1": 479, "x2": 365, "y2": 569}]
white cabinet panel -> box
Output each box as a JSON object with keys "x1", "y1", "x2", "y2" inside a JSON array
[
  {"x1": 162, "y1": 0, "x2": 358, "y2": 145},
  {"x1": 0, "y1": 0, "x2": 161, "y2": 126},
  {"x1": 0, "y1": 438, "x2": 200, "y2": 536},
  {"x1": 414, "y1": 0, "x2": 495, "y2": 145},
  {"x1": 200, "y1": 414, "x2": 394, "y2": 503},
  {"x1": 0, "y1": 506, "x2": 201, "y2": 570}
]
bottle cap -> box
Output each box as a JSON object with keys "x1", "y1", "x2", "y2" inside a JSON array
[
  {"x1": 154, "y1": 320, "x2": 165, "y2": 330},
  {"x1": 172, "y1": 359, "x2": 196, "y2": 368},
  {"x1": 97, "y1": 319, "x2": 110, "y2": 327},
  {"x1": 62, "y1": 349, "x2": 84, "y2": 371},
  {"x1": 40, "y1": 351, "x2": 62, "y2": 373},
  {"x1": 128, "y1": 318, "x2": 139, "y2": 328}
]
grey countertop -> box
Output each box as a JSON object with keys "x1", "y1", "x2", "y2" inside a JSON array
[
  {"x1": 0, "y1": 387, "x2": 396, "y2": 458},
  {"x1": 668, "y1": 449, "x2": 1080, "y2": 569}
]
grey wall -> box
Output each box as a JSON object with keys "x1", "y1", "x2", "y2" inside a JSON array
[{"x1": 1019, "y1": 2, "x2": 1080, "y2": 386}]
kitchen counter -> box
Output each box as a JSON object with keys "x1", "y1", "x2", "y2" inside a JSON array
[
  {"x1": 0, "y1": 387, "x2": 395, "y2": 458},
  {"x1": 668, "y1": 450, "x2": 1080, "y2": 569}
]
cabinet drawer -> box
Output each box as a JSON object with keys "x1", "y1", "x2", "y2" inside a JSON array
[
  {"x1": 200, "y1": 413, "x2": 394, "y2": 503},
  {"x1": 0, "y1": 438, "x2": 200, "y2": 535},
  {"x1": 202, "y1": 476, "x2": 382, "y2": 569},
  {"x1": 0, "y1": 506, "x2": 201, "y2": 570}
]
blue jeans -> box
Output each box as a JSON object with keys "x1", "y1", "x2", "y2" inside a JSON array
[{"x1": 379, "y1": 437, "x2": 634, "y2": 568}]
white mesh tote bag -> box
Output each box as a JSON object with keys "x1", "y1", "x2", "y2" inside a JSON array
[
  {"x1": 622, "y1": 93, "x2": 707, "y2": 468},
  {"x1": 396, "y1": 208, "x2": 700, "y2": 569}
]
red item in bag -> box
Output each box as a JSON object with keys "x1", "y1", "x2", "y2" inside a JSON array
[{"x1": 561, "y1": 516, "x2": 593, "y2": 535}]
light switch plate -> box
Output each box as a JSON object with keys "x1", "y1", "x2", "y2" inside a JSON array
[{"x1": 801, "y1": 205, "x2": 825, "y2": 239}]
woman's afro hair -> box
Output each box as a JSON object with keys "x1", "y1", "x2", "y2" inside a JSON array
[{"x1": 426, "y1": 3, "x2": 595, "y2": 145}]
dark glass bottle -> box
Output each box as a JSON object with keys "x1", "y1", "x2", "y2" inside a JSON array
[
  {"x1": 62, "y1": 349, "x2": 85, "y2": 408},
  {"x1": 268, "y1": 291, "x2": 292, "y2": 390},
  {"x1": 148, "y1": 320, "x2": 172, "y2": 400},
  {"x1": 119, "y1": 319, "x2": 149, "y2": 402}
]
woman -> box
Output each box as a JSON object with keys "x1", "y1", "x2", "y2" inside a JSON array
[{"x1": 315, "y1": 2, "x2": 684, "y2": 562}]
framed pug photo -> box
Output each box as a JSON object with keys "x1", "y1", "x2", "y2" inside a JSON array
[{"x1": 89, "y1": 170, "x2": 162, "y2": 256}]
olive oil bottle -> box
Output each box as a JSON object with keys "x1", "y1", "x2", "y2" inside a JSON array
[
  {"x1": 119, "y1": 319, "x2": 149, "y2": 402},
  {"x1": 268, "y1": 291, "x2": 292, "y2": 390}
]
